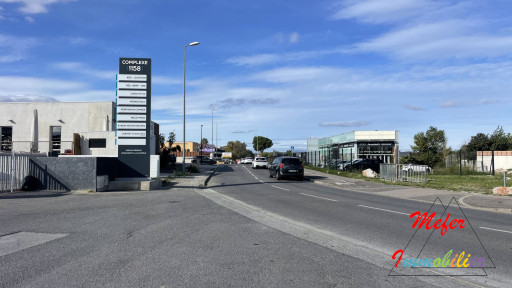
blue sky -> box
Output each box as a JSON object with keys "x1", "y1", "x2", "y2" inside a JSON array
[{"x1": 1, "y1": 0, "x2": 512, "y2": 152}]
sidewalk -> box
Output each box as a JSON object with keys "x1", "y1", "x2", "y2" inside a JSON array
[
  {"x1": 158, "y1": 163, "x2": 217, "y2": 188},
  {"x1": 304, "y1": 168, "x2": 512, "y2": 214}
]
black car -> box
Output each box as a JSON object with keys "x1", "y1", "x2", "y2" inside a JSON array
[
  {"x1": 268, "y1": 157, "x2": 304, "y2": 180},
  {"x1": 192, "y1": 155, "x2": 215, "y2": 165}
]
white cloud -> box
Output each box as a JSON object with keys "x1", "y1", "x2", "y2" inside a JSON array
[
  {"x1": 227, "y1": 53, "x2": 280, "y2": 66},
  {"x1": 24, "y1": 15, "x2": 33, "y2": 22},
  {"x1": 331, "y1": 0, "x2": 436, "y2": 24},
  {"x1": 405, "y1": 105, "x2": 425, "y2": 111},
  {"x1": 289, "y1": 32, "x2": 300, "y2": 43},
  {"x1": 319, "y1": 121, "x2": 369, "y2": 127},
  {"x1": 0, "y1": 34, "x2": 37, "y2": 62},
  {"x1": 226, "y1": 47, "x2": 352, "y2": 66},
  {"x1": 0, "y1": 95, "x2": 57, "y2": 102},
  {"x1": 152, "y1": 76, "x2": 181, "y2": 86},
  {"x1": 51, "y1": 62, "x2": 116, "y2": 80},
  {"x1": 0, "y1": 76, "x2": 89, "y2": 102},
  {"x1": 358, "y1": 20, "x2": 512, "y2": 60},
  {"x1": 0, "y1": 0, "x2": 75, "y2": 14}
]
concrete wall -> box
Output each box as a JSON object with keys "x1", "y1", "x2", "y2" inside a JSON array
[
  {"x1": 79, "y1": 131, "x2": 117, "y2": 156},
  {"x1": 31, "y1": 157, "x2": 97, "y2": 191},
  {"x1": 477, "y1": 151, "x2": 512, "y2": 170}
]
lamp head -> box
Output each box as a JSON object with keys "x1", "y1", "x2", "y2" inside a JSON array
[{"x1": 189, "y1": 42, "x2": 200, "y2": 46}]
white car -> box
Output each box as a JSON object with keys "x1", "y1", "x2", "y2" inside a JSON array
[
  {"x1": 403, "y1": 164, "x2": 433, "y2": 173},
  {"x1": 252, "y1": 157, "x2": 268, "y2": 169},
  {"x1": 244, "y1": 157, "x2": 253, "y2": 164}
]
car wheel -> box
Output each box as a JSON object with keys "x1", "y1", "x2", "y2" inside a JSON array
[{"x1": 276, "y1": 170, "x2": 281, "y2": 180}]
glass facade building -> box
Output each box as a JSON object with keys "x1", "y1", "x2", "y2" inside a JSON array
[{"x1": 306, "y1": 131, "x2": 399, "y2": 167}]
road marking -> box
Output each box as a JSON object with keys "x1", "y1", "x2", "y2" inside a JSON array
[
  {"x1": 358, "y1": 205, "x2": 410, "y2": 216},
  {"x1": 0, "y1": 232, "x2": 67, "y2": 257},
  {"x1": 270, "y1": 185, "x2": 290, "y2": 191},
  {"x1": 300, "y1": 193, "x2": 338, "y2": 202},
  {"x1": 479, "y1": 227, "x2": 512, "y2": 234}
]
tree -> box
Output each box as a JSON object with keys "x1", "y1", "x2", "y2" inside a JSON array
[
  {"x1": 171, "y1": 145, "x2": 181, "y2": 152},
  {"x1": 466, "y1": 133, "x2": 490, "y2": 160},
  {"x1": 224, "y1": 140, "x2": 247, "y2": 159},
  {"x1": 409, "y1": 126, "x2": 448, "y2": 167},
  {"x1": 252, "y1": 136, "x2": 273, "y2": 153},
  {"x1": 168, "y1": 132, "x2": 176, "y2": 146},
  {"x1": 201, "y1": 138, "x2": 208, "y2": 145},
  {"x1": 159, "y1": 133, "x2": 165, "y2": 148},
  {"x1": 489, "y1": 126, "x2": 512, "y2": 151}
]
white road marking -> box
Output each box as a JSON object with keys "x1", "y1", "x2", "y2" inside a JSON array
[
  {"x1": 300, "y1": 193, "x2": 338, "y2": 202},
  {"x1": 479, "y1": 227, "x2": 512, "y2": 234},
  {"x1": 0, "y1": 232, "x2": 67, "y2": 257},
  {"x1": 270, "y1": 185, "x2": 290, "y2": 191},
  {"x1": 358, "y1": 205, "x2": 410, "y2": 216}
]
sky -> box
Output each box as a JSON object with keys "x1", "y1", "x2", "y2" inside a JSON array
[{"x1": 1, "y1": 0, "x2": 512, "y2": 152}]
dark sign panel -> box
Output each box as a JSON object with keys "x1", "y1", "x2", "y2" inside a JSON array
[{"x1": 117, "y1": 58, "x2": 151, "y2": 178}]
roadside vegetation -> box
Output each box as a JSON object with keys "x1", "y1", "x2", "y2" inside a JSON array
[{"x1": 306, "y1": 165, "x2": 510, "y2": 195}]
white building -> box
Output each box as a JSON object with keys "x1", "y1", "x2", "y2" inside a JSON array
[{"x1": 0, "y1": 102, "x2": 158, "y2": 156}]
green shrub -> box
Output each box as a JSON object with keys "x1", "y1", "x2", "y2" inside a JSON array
[{"x1": 187, "y1": 164, "x2": 200, "y2": 173}]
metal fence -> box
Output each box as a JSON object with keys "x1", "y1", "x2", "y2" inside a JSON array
[
  {"x1": 0, "y1": 153, "x2": 30, "y2": 193},
  {"x1": 380, "y1": 164, "x2": 428, "y2": 184},
  {"x1": 445, "y1": 150, "x2": 498, "y2": 174}
]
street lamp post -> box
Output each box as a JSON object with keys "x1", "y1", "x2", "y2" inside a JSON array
[
  {"x1": 183, "y1": 41, "x2": 200, "y2": 173},
  {"x1": 216, "y1": 122, "x2": 221, "y2": 153},
  {"x1": 211, "y1": 107, "x2": 218, "y2": 152},
  {"x1": 200, "y1": 124, "x2": 203, "y2": 159}
]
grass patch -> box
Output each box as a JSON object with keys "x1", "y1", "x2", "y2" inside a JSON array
[{"x1": 306, "y1": 165, "x2": 507, "y2": 194}]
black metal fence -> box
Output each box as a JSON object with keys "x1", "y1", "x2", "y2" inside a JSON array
[{"x1": 445, "y1": 150, "x2": 496, "y2": 175}]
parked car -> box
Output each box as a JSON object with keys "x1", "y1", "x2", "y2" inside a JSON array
[
  {"x1": 343, "y1": 158, "x2": 381, "y2": 172},
  {"x1": 252, "y1": 157, "x2": 268, "y2": 169},
  {"x1": 268, "y1": 157, "x2": 304, "y2": 180},
  {"x1": 244, "y1": 157, "x2": 253, "y2": 164},
  {"x1": 192, "y1": 155, "x2": 215, "y2": 165},
  {"x1": 403, "y1": 164, "x2": 433, "y2": 174},
  {"x1": 336, "y1": 160, "x2": 349, "y2": 170}
]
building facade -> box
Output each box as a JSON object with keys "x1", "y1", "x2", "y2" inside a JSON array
[
  {"x1": 0, "y1": 102, "x2": 158, "y2": 156},
  {"x1": 306, "y1": 130, "x2": 399, "y2": 166}
]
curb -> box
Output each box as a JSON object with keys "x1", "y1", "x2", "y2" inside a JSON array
[
  {"x1": 203, "y1": 166, "x2": 220, "y2": 188},
  {"x1": 304, "y1": 176, "x2": 512, "y2": 214},
  {"x1": 458, "y1": 194, "x2": 512, "y2": 214}
]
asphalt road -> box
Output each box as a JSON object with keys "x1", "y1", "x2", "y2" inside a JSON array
[
  {"x1": 206, "y1": 164, "x2": 512, "y2": 287},
  {"x1": 1, "y1": 164, "x2": 511, "y2": 287},
  {"x1": 0, "y1": 188, "x2": 430, "y2": 288}
]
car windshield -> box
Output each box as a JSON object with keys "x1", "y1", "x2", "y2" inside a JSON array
[
  {"x1": 281, "y1": 158, "x2": 302, "y2": 166},
  {"x1": 255, "y1": 158, "x2": 266, "y2": 161}
]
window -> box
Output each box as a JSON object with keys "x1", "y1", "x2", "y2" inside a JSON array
[
  {"x1": 282, "y1": 158, "x2": 302, "y2": 165},
  {"x1": 1, "y1": 126, "x2": 12, "y2": 151},
  {"x1": 89, "y1": 138, "x2": 106, "y2": 148},
  {"x1": 50, "y1": 126, "x2": 61, "y2": 151}
]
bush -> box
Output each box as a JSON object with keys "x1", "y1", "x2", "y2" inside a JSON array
[
  {"x1": 160, "y1": 148, "x2": 170, "y2": 168},
  {"x1": 187, "y1": 164, "x2": 200, "y2": 173}
]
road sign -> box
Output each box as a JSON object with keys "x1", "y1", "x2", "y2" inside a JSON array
[{"x1": 117, "y1": 58, "x2": 152, "y2": 178}]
